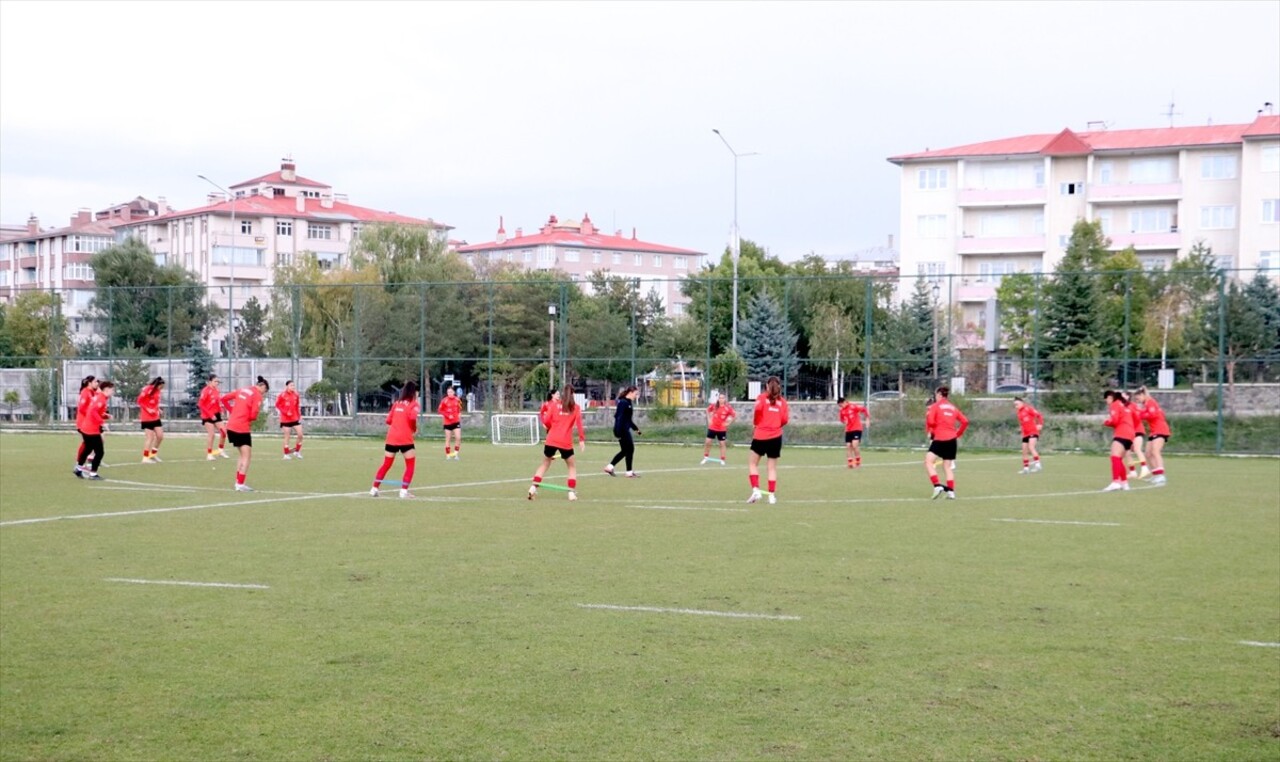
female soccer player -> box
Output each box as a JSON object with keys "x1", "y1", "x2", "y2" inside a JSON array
[
  {"x1": 1133, "y1": 386, "x2": 1170, "y2": 486},
  {"x1": 702, "y1": 394, "x2": 736, "y2": 465},
  {"x1": 199, "y1": 374, "x2": 230, "y2": 460},
  {"x1": 604, "y1": 386, "x2": 641, "y2": 477},
  {"x1": 137, "y1": 376, "x2": 165, "y2": 463},
  {"x1": 1013, "y1": 396, "x2": 1044, "y2": 473},
  {"x1": 73, "y1": 375, "x2": 98, "y2": 470},
  {"x1": 439, "y1": 384, "x2": 463, "y2": 460},
  {"x1": 838, "y1": 396, "x2": 870, "y2": 468},
  {"x1": 539, "y1": 388, "x2": 561, "y2": 429},
  {"x1": 529, "y1": 388, "x2": 586, "y2": 502},
  {"x1": 275, "y1": 379, "x2": 304, "y2": 460},
  {"x1": 222, "y1": 376, "x2": 269, "y2": 492},
  {"x1": 1126, "y1": 391, "x2": 1150, "y2": 480},
  {"x1": 1101, "y1": 390, "x2": 1135, "y2": 492},
  {"x1": 75, "y1": 380, "x2": 114, "y2": 479},
  {"x1": 371, "y1": 381, "x2": 420, "y2": 499},
  {"x1": 747, "y1": 376, "x2": 789, "y2": 504},
  {"x1": 925, "y1": 386, "x2": 968, "y2": 499}
]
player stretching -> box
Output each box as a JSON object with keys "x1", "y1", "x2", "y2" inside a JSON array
[
  {"x1": 222, "y1": 376, "x2": 269, "y2": 492},
  {"x1": 702, "y1": 395, "x2": 736, "y2": 465},
  {"x1": 1133, "y1": 386, "x2": 1170, "y2": 486},
  {"x1": 1101, "y1": 390, "x2": 1135, "y2": 492},
  {"x1": 529, "y1": 388, "x2": 586, "y2": 502},
  {"x1": 925, "y1": 386, "x2": 968, "y2": 499},
  {"x1": 747, "y1": 376, "x2": 789, "y2": 505},
  {"x1": 199, "y1": 374, "x2": 230, "y2": 460},
  {"x1": 439, "y1": 385, "x2": 463, "y2": 460},
  {"x1": 137, "y1": 376, "x2": 165, "y2": 463},
  {"x1": 1013, "y1": 396, "x2": 1043, "y2": 473},
  {"x1": 540, "y1": 389, "x2": 562, "y2": 459},
  {"x1": 604, "y1": 386, "x2": 641, "y2": 477},
  {"x1": 276, "y1": 379, "x2": 304, "y2": 459},
  {"x1": 75, "y1": 380, "x2": 114, "y2": 479},
  {"x1": 1126, "y1": 392, "x2": 1150, "y2": 480},
  {"x1": 838, "y1": 396, "x2": 869, "y2": 468},
  {"x1": 371, "y1": 381, "x2": 420, "y2": 498},
  {"x1": 73, "y1": 375, "x2": 98, "y2": 470}
]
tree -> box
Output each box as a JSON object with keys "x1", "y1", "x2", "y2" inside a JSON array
[
  {"x1": 4, "y1": 389, "x2": 19, "y2": 421},
  {"x1": 185, "y1": 340, "x2": 216, "y2": 417},
  {"x1": 738, "y1": 291, "x2": 799, "y2": 386},
  {"x1": 680, "y1": 239, "x2": 788, "y2": 355},
  {"x1": 235, "y1": 296, "x2": 269, "y2": 357},
  {"x1": 1140, "y1": 242, "x2": 1219, "y2": 371},
  {"x1": 995, "y1": 272, "x2": 1041, "y2": 357},
  {"x1": 708, "y1": 349, "x2": 747, "y2": 401},
  {"x1": 112, "y1": 351, "x2": 151, "y2": 421},
  {"x1": 0, "y1": 291, "x2": 72, "y2": 367},
  {"x1": 806, "y1": 301, "x2": 861, "y2": 398},
  {"x1": 1042, "y1": 219, "x2": 1108, "y2": 358}
]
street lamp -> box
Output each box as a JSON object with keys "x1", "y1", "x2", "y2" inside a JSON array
[
  {"x1": 931, "y1": 281, "x2": 941, "y2": 382},
  {"x1": 548, "y1": 303, "x2": 557, "y2": 392},
  {"x1": 712, "y1": 129, "x2": 759, "y2": 352},
  {"x1": 197, "y1": 174, "x2": 237, "y2": 385}
]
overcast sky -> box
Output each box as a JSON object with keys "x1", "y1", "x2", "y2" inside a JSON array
[{"x1": 2, "y1": 0, "x2": 1278, "y2": 262}]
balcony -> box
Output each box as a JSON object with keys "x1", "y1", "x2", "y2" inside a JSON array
[
  {"x1": 1107, "y1": 231, "x2": 1182, "y2": 250},
  {"x1": 210, "y1": 263, "x2": 270, "y2": 282},
  {"x1": 1088, "y1": 182, "x2": 1182, "y2": 203},
  {"x1": 956, "y1": 187, "x2": 1047, "y2": 207},
  {"x1": 957, "y1": 235, "x2": 1046, "y2": 254},
  {"x1": 955, "y1": 282, "x2": 998, "y2": 302}
]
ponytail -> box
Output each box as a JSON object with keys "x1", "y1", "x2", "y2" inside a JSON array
[
  {"x1": 399, "y1": 381, "x2": 419, "y2": 401},
  {"x1": 256, "y1": 376, "x2": 270, "y2": 392},
  {"x1": 765, "y1": 376, "x2": 782, "y2": 404},
  {"x1": 562, "y1": 389, "x2": 578, "y2": 414}
]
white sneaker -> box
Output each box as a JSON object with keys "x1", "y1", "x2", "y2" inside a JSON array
[
  {"x1": 218, "y1": 449, "x2": 230, "y2": 459},
  {"x1": 207, "y1": 453, "x2": 218, "y2": 461},
  {"x1": 567, "y1": 491, "x2": 577, "y2": 502},
  {"x1": 931, "y1": 485, "x2": 945, "y2": 500},
  {"x1": 1151, "y1": 474, "x2": 1167, "y2": 486},
  {"x1": 150, "y1": 454, "x2": 163, "y2": 463},
  {"x1": 86, "y1": 471, "x2": 102, "y2": 480},
  {"x1": 234, "y1": 483, "x2": 253, "y2": 492},
  {"x1": 946, "y1": 491, "x2": 957, "y2": 500},
  {"x1": 700, "y1": 457, "x2": 709, "y2": 465},
  {"x1": 142, "y1": 457, "x2": 155, "y2": 464},
  {"x1": 1121, "y1": 481, "x2": 1131, "y2": 491},
  {"x1": 1019, "y1": 467, "x2": 1030, "y2": 475},
  {"x1": 1031, "y1": 462, "x2": 1042, "y2": 472},
  {"x1": 767, "y1": 493, "x2": 777, "y2": 505},
  {"x1": 719, "y1": 459, "x2": 726, "y2": 466},
  {"x1": 747, "y1": 488, "x2": 762, "y2": 504},
  {"x1": 293, "y1": 452, "x2": 303, "y2": 460},
  {"x1": 369, "y1": 487, "x2": 379, "y2": 497},
  {"x1": 283, "y1": 453, "x2": 293, "y2": 460},
  {"x1": 399, "y1": 489, "x2": 414, "y2": 499},
  {"x1": 1139, "y1": 466, "x2": 1152, "y2": 480},
  {"x1": 603, "y1": 465, "x2": 616, "y2": 477},
  {"x1": 527, "y1": 485, "x2": 538, "y2": 500},
  {"x1": 1102, "y1": 482, "x2": 1124, "y2": 492}
]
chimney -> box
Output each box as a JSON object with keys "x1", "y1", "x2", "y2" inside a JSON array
[
  {"x1": 515, "y1": 227, "x2": 522, "y2": 238},
  {"x1": 631, "y1": 227, "x2": 637, "y2": 240},
  {"x1": 157, "y1": 196, "x2": 170, "y2": 215},
  {"x1": 26, "y1": 214, "x2": 39, "y2": 236},
  {"x1": 496, "y1": 216, "x2": 506, "y2": 244},
  {"x1": 887, "y1": 233, "x2": 894, "y2": 250},
  {"x1": 580, "y1": 213, "x2": 595, "y2": 235},
  {"x1": 281, "y1": 158, "x2": 297, "y2": 182},
  {"x1": 296, "y1": 195, "x2": 306, "y2": 213},
  {"x1": 73, "y1": 208, "x2": 92, "y2": 226}
]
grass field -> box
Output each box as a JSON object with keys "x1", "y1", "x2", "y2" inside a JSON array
[{"x1": 1, "y1": 430, "x2": 1277, "y2": 760}]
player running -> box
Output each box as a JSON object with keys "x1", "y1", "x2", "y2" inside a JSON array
[
  {"x1": 1101, "y1": 390, "x2": 1135, "y2": 492},
  {"x1": 1133, "y1": 386, "x2": 1170, "y2": 486},
  {"x1": 925, "y1": 386, "x2": 968, "y2": 499},
  {"x1": 838, "y1": 396, "x2": 870, "y2": 468},
  {"x1": 275, "y1": 379, "x2": 304, "y2": 460},
  {"x1": 747, "y1": 376, "x2": 789, "y2": 505},
  {"x1": 439, "y1": 384, "x2": 463, "y2": 460},
  {"x1": 73, "y1": 375, "x2": 98, "y2": 469},
  {"x1": 371, "y1": 381, "x2": 421, "y2": 498},
  {"x1": 222, "y1": 376, "x2": 269, "y2": 492},
  {"x1": 137, "y1": 376, "x2": 165, "y2": 463},
  {"x1": 529, "y1": 388, "x2": 586, "y2": 502},
  {"x1": 75, "y1": 380, "x2": 114, "y2": 479},
  {"x1": 604, "y1": 386, "x2": 641, "y2": 477},
  {"x1": 1013, "y1": 396, "x2": 1044, "y2": 473},
  {"x1": 199, "y1": 374, "x2": 230, "y2": 460},
  {"x1": 701, "y1": 394, "x2": 736, "y2": 465}
]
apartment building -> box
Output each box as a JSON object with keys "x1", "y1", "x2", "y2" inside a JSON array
[
  {"x1": 456, "y1": 214, "x2": 705, "y2": 316},
  {"x1": 888, "y1": 114, "x2": 1280, "y2": 343}
]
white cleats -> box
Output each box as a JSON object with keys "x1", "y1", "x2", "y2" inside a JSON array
[
  {"x1": 1139, "y1": 466, "x2": 1152, "y2": 480},
  {"x1": 527, "y1": 485, "x2": 538, "y2": 500},
  {"x1": 234, "y1": 483, "x2": 253, "y2": 492},
  {"x1": 207, "y1": 453, "x2": 218, "y2": 461},
  {"x1": 567, "y1": 490, "x2": 577, "y2": 502},
  {"x1": 931, "y1": 485, "x2": 945, "y2": 500},
  {"x1": 217, "y1": 449, "x2": 230, "y2": 459},
  {"x1": 1019, "y1": 467, "x2": 1030, "y2": 475},
  {"x1": 1151, "y1": 474, "x2": 1166, "y2": 486},
  {"x1": 719, "y1": 459, "x2": 726, "y2": 466},
  {"x1": 369, "y1": 487, "x2": 380, "y2": 497},
  {"x1": 700, "y1": 457, "x2": 710, "y2": 465},
  {"x1": 747, "y1": 488, "x2": 762, "y2": 504},
  {"x1": 946, "y1": 491, "x2": 957, "y2": 500},
  {"x1": 603, "y1": 465, "x2": 616, "y2": 477},
  {"x1": 293, "y1": 452, "x2": 303, "y2": 460},
  {"x1": 1031, "y1": 462, "x2": 1042, "y2": 472},
  {"x1": 767, "y1": 493, "x2": 777, "y2": 505},
  {"x1": 1102, "y1": 481, "x2": 1125, "y2": 492},
  {"x1": 283, "y1": 454, "x2": 293, "y2": 460},
  {"x1": 142, "y1": 457, "x2": 155, "y2": 464},
  {"x1": 399, "y1": 489, "x2": 414, "y2": 499},
  {"x1": 150, "y1": 454, "x2": 163, "y2": 463}
]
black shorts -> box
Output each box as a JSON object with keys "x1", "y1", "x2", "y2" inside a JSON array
[
  {"x1": 544, "y1": 445, "x2": 574, "y2": 460},
  {"x1": 140, "y1": 420, "x2": 163, "y2": 430},
  {"x1": 706, "y1": 429, "x2": 727, "y2": 441},
  {"x1": 1149, "y1": 434, "x2": 1170, "y2": 442},
  {"x1": 442, "y1": 422, "x2": 461, "y2": 431},
  {"x1": 384, "y1": 443, "x2": 415, "y2": 454},
  {"x1": 750, "y1": 437, "x2": 783, "y2": 459},
  {"x1": 227, "y1": 429, "x2": 252, "y2": 449},
  {"x1": 928, "y1": 439, "x2": 958, "y2": 460},
  {"x1": 279, "y1": 421, "x2": 301, "y2": 429},
  {"x1": 845, "y1": 430, "x2": 863, "y2": 443},
  {"x1": 1021, "y1": 434, "x2": 1038, "y2": 444},
  {"x1": 1112, "y1": 437, "x2": 1133, "y2": 451},
  {"x1": 201, "y1": 414, "x2": 223, "y2": 425}
]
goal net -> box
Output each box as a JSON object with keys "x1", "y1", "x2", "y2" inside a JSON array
[{"x1": 490, "y1": 414, "x2": 541, "y2": 446}]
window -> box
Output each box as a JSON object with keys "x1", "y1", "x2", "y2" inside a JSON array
[
  {"x1": 1033, "y1": 212, "x2": 1045, "y2": 235},
  {"x1": 1129, "y1": 208, "x2": 1172, "y2": 233},
  {"x1": 63, "y1": 263, "x2": 95, "y2": 281},
  {"x1": 1096, "y1": 209, "x2": 1112, "y2": 235},
  {"x1": 1097, "y1": 161, "x2": 1113, "y2": 185},
  {"x1": 183, "y1": 220, "x2": 194, "y2": 235},
  {"x1": 917, "y1": 261, "x2": 945, "y2": 282},
  {"x1": 917, "y1": 214, "x2": 947, "y2": 239},
  {"x1": 1199, "y1": 205, "x2": 1236, "y2": 230},
  {"x1": 917, "y1": 167, "x2": 949, "y2": 190},
  {"x1": 674, "y1": 256, "x2": 687, "y2": 270},
  {"x1": 21, "y1": 267, "x2": 36, "y2": 283},
  {"x1": 977, "y1": 260, "x2": 1014, "y2": 284},
  {"x1": 276, "y1": 220, "x2": 293, "y2": 236},
  {"x1": 275, "y1": 252, "x2": 293, "y2": 267},
  {"x1": 239, "y1": 219, "x2": 252, "y2": 235},
  {"x1": 1259, "y1": 251, "x2": 1278, "y2": 272},
  {"x1": 1057, "y1": 234, "x2": 1070, "y2": 248},
  {"x1": 0, "y1": 271, "x2": 8, "y2": 286},
  {"x1": 537, "y1": 248, "x2": 554, "y2": 265},
  {"x1": 592, "y1": 251, "x2": 602, "y2": 264},
  {"x1": 1200, "y1": 154, "x2": 1238, "y2": 180},
  {"x1": 306, "y1": 223, "x2": 332, "y2": 240},
  {"x1": 564, "y1": 249, "x2": 580, "y2": 263},
  {"x1": 302, "y1": 190, "x2": 321, "y2": 199},
  {"x1": 1130, "y1": 157, "x2": 1176, "y2": 184},
  {"x1": 978, "y1": 164, "x2": 1019, "y2": 190},
  {"x1": 1214, "y1": 254, "x2": 1235, "y2": 272},
  {"x1": 66, "y1": 235, "x2": 112, "y2": 253},
  {"x1": 212, "y1": 246, "x2": 263, "y2": 266},
  {"x1": 612, "y1": 252, "x2": 622, "y2": 265},
  {"x1": 1033, "y1": 163, "x2": 1045, "y2": 188},
  {"x1": 1141, "y1": 257, "x2": 1168, "y2": 272},
  {"x1": 978, "y1": 214, "x2": 1017, "y2": 238},
  {"x1": 653, "y1": 254, "x2": 662, "y2": 268},
  {"x1": 523, "y1": 250, "x2": 532, "y2": 263},
  {"x1": 1263, "y1": 145, "x2": 1280, "y2": 173},
  {"x1": 634, "y1": 254, "x2": 643, "y2": 267},
  {"x1": 1059, "y1": 181, "x2": 1083, "y2": 195},
  {"x1": 1263, "y1": 199, "x2": 1280, "y2": 223}
]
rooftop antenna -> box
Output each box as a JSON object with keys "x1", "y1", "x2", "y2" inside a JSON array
[
  {"x1": 1086, "y1": 120, "x2": 1110, "y2": 131},
  {"x1": 1161, "y1": 94, "x2": 1182, "y2": 127}
]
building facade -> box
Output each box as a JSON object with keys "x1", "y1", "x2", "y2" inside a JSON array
[{"x1": 456, "y1": 214, "x2": 705, "y2": 316}]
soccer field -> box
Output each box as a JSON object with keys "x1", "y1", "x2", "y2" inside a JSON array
[{"x1": 1, "y1": 431, "x2": 1277, "y2": 760}]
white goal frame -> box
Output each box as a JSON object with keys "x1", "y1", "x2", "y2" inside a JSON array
[{"x1": 490, "y1": 414, "x2": 541, "y2": 446}]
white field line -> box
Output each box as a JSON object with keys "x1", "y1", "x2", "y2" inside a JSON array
[
  {"x1": 627, "y1": 504, "x2": 749, "y2": 513},
  {"x1": 104, "y1": 577, "x2": 269, "y2": 590},
  {"x1": 1238, "y1": 640, "x2": 1280, "y2": 648},
  {"x1": 0, "y1": 491, "x2": 366, "y2": 527},
  {"x1": 577, "y1": 603, "x2": 800, "y2": 621},
  {"x1": 992, "y1": 518, "x2": 1122, "y2": 527},
  {"x1": 92, "y1": 486, "x2": 198, "y2": 494}
]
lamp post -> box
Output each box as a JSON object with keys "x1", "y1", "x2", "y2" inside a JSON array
[
  {"x1": 931, "y1": 281, "x2": 941, "y2": 382},
  {"x1": 712, "y1": 129, "x2": 758, "y2": 352},
  {"x1": 197, "y1": 174, "x2": 237, "y2": 385},
  {"x1": 548, "y1": 303, "x2": 557, "y2": 392}
]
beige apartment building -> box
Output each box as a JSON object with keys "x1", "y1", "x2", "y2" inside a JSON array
[{"x1": 888, "y1": 114, "x2": 1280, "y2": 345}]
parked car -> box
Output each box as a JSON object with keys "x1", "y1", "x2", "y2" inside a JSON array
[
  {"x1": 993, "y1": 384, "x2": 1039, "y2": 394},
  {"x1": 868, "y1": 390, "x2": 907, "y2": 401}
]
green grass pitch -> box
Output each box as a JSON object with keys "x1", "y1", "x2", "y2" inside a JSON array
[{"x1": 2, "y1": 431, "x2": 1277, "y2": 760}]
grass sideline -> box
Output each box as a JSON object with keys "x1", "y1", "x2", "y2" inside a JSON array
[{"x1": 1, "y1": 431, "x2": 1277, "y2": 760}]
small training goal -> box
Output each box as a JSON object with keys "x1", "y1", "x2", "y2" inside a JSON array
[{"x1": 490, "y1": 414, "x2": 541, "y2": 445}]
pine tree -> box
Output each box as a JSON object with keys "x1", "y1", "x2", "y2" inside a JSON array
[
  {"x1": 1043, "y1": 219, "x2": 1107, "y2": 357},
  {"x1": 738, "y1": 291, "x2": 799, "y2": 387},
  {"x1": 185, "y1": 340, "x2": 215, "y2": 416}
]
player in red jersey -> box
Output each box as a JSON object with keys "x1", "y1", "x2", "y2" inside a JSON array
[
  {"x1": 528, "y1": 388, "x2": 586, "y2": 502},
  {"x1": 838, "y1": 396, "x2": 870, "y2": 468},
  {"x1": 701, "y1": 394, "x2": 736, "y2": 465},
  {"x1": 1101, "y1": 390, "x2": 1135, "y2": 492},
  {"x1": 137, "y1": 376, "x2": 165, "y2": 463},
  {"x1": 439, "y1": 384, "x2": 463, "y2": 460},
  {"x1": 75, "y1": 381, "x2": 115, "y2": 479},
  {"x1": 1013, "y1": 396, "x2": 1044, "y2": 474},
  {"x1": 539, "y1": 389, "x2": 561, "y2": 429},
  {"x1": 925, "y1": 386, "x2": 968, "y2": 499},
  {"x1": 371, "y1": 381, "x2": 421, "y2": 499},
  {"x1": 747, "y1": 376, "x2": 790, "y2": 504},
  {"x1": 1125, "y1": 392, "x2": 1150, "y2": 479},
  {"x1": 73, "y1": 375, "x2": 99, "y2": 469},
  {"x1": 275, "y1": 379, "x2": 304, "y2": 460},
  {"x1": 222, "y1": 376, "x2": 269, "y2": 492},
  {"x1": 1133, "y1": 386, "x2": 1171, "y2": 486},
  {"x1": 198, "y1": 374, "x2": 229, "y2": 460}
]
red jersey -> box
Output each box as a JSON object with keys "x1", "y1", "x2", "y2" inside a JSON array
[
  {"x1": 839, "y1": 403, "x2": 869, "y2": 432},
  {"x1": 198, "y1": 384, "x2": 223, "y2": 419},
  {"x1": 222, "y1": 387, "x2": 263, "y2": 433},
  {"x1": 1016, "y1": 404, "x2": 1044, "y2": 437},
  {"x1": 1129, "y1": 404, "x2": 1146, "y2": 437},
  {"x1": 926, "y1": 400, "x2": 969, "y2": 442},
  {"x1": 1103, "y1": 400, "x2": 1136, "y2": 440},
  {"x1": 539, "y1": 400, "x2": 560, "y2": 429},
  {"x1": 1138, "y1": 397, "x2": 1171, "y2": 437},
  {"x1": 76, "y1": 386, "x2": 95, "y2": 430},
  {"x1": 752, "y1": 394, "x2": 789, "y2": 440},
  {"x1": 438, "y1": 395, "x2": 462, "y2": 426},
  {"x1": 275, "y1": 389, "x2": 301, "y2": 422},
  {"x1": 82, "y1": 392, "x2": 110, "y2": 435},
  {"x1": 707, "y1": 403, "x2": 736, "y2": 432},
  {"x1": 545, "y1": 404, "x2": 585, "y2": 450},
  {"x1": 385, "y1": 399, "x2": 420, "y2": 446},
  {"x1": 137, "y1": 386, "x2": 162, "y2": 423}
]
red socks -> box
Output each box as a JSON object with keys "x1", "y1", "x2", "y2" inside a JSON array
[
  {"x1": 767, "y1": 480, "x2": 776, "y2": 494},
  {"x1": 236, "y1": 472, "x2": 246, "y2": 485},
  {"x1": 403, "y1": 459, "x2": 415, "y2": 487},
  {"x1": 749, "y1": 474, "x2": 760, "y2": 489},
  {"x1": 568, "y1": 479, "x2": 577, "y2": 489},
  {"x1": 930, "y1": 475, "x2": 940, "y2": 486},
  {"x1": 1110, "y1": 456, "x2": 1126, "y2": 481},
  {"x1": 946, "y1": 480, "x2": 954, "y2": 491},
  {"x1": 374, "y1": 455, "x2": 394, "y2": 485}
]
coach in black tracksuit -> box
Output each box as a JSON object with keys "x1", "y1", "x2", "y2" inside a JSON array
[{"x1": 604, "y1": 386, "x2": 641, "y2": 477}]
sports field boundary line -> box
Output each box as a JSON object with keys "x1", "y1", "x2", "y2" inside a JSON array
[
  {"x1": 992, "y1": 518, "x2": 1122, "y2": 526},
  {"x1": 104, "y1": 577, "x2": 269, "y2": 590},
  {"x1": 627, "y1": 504, "x2": 750, "y2": 513},
  {"x1": 577, "y1": 603, "x2": 800, "y2": 621},
  {"x1": 1238, "y1": 640, "x2": 1280, "y2": 648},
  {"x1": 0, "y1": 491, "x2": 366, "y2": 527}
]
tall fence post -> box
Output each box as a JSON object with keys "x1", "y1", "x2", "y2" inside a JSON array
[
  {"x1": 862, "y1": 277, "x2": 873, "y2": 401},
  {"x1": 1032, "y1": 272, "x2": 1041, "y2": 407},
  {"x1": 419, "y1": 282, "x2": 428, "y2": 395},
  {"x1": 1215, "y1": 273, "x2": 1226, "y2": 453},
  {"x1": 1122, "y1": 271, "x2": 1132, "y2": 388}
]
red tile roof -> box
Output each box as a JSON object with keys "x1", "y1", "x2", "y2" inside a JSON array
[
  {"x1": 457, "y1": 226, "x2": 701, "y2": 255},
  {"x1": 127, "y1": 196, "x2": 448, "y2": 229},
  {"x1": 231, "y1": 171, "x2": 329, "y2": 189}
]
